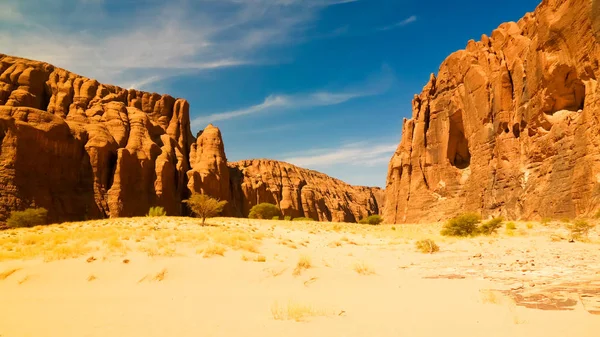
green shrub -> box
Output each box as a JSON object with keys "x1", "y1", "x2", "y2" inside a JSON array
[
  {"x1": 479, "y1": 217, "x2": 503, "y2": 235},
  {"x1": 284, "y1": 216, "x2": 292, "y2": 221},
  {"x1": 272, "y1": 216, "x2": 280, "y2": 220},
  {"x1": 146, "y1": 206, "x2": 166, "y2": 217},
  {"x1": 7, "y1": 208, "x2": 48, "y2": 228},
  {"x1": 415, "y1": 239, "x2": 439, "y2": 254},
  {"x1": 359, "y1": 215, "x2": 383, "y2": 225},
  {"x1": 248, "y1": 203, "x2": 281, "y2": 220},
  {"x1": 367, "y1": 215, "x2": 383, "y2": 225},
  {"x1": 292, "y1": 217, "x2": 315, "y2": 221},
  {"x1": 441, "y1": 213, "x2": 481, "y2": 237},
  {"x1": 506, "y1": 222, "x2": 517, "y2": 230},
  {"x1": 184, "y1": 193, "x2": 227, "y2": 225},
  {"x1": 568, "y1": 220, "x2": 595, "y2": 240}
]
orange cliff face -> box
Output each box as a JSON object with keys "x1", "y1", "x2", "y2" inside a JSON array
[
  {"x1": 228, "y1": 159, "x2": 383, "y2": 222},
  {"x1": 0, "y1": 54, "x2": 382, "y2": 224},
  {"x1": 0, "y1": 54, "x2": 194, "y2": 223},
  {"x1": 384, "y1": 0, "x2": 600, "y2": 223}
]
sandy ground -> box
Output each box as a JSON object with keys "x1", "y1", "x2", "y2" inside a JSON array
[{"x1": 0, "y1": 217, "x2": 599, "y2": 336}]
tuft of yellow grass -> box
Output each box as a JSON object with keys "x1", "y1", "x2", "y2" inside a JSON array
[
  {"x1": 270, "y1": 300, "x2": 332, "y2": 321},
  {"x1": 153, "y1": 269, "x2": 167, "y2": 281},
  {"x1": 0, "y1": 268, "x2": 21, "y2": 280},
  {"x1": 353, "y1": 261, "x2": 375, "y2": 275},
  {"x1": 293, "y1": 255, "x2": 312, "y2": 276},
  {"x1": 242, "y1": 254, "x2": 267, "y2": 262},
  {"x1": 201, "y1": 244, "x2": 227, "y2": 258}
]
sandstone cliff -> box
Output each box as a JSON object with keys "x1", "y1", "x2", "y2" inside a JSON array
[
  {"x1": 0, "y1": 54, "x2": 194, "y2": 223},
  {"x1": 0, "y1": 54, "x2": 382, "y2": 224},
  {"x1": 385, "y1": 0, "x2": 600, "y2": 223},
  {"x1": 229, "y1": 159, "x2": 383, "y2": 222}
]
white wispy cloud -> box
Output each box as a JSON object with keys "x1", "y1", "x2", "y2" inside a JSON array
[
  {"x1": 191, "y1": 64, "x2": 395, "y2": 128},
  {"x1": 377, "y1": 15, "x2": 418, "y2": 31},
  {"x1": 0, "y1": 0, "x2": 357, "y2": 90},
  {"x1": 282, "y1": 141, "x2": 397, "y2": 167}
]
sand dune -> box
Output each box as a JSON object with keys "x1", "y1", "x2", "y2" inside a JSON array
[{"x1": 0, "y1": 218, "x2": 599, "y2": 336}]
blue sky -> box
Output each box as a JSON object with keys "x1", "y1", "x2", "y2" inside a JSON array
[{"x1": 0, "y1": 0, "x2": 540, "y2": 187}]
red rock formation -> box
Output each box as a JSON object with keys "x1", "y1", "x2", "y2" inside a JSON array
[
  {"x1": 0, "y1": 54, "x2": 382, "y2": 224},
  {"x1": 385, "y1": 0, "x2": 600, "y2": 223},
  {"x1": 187, "y1": 124, "x2": 233, "y2": 215},
  {"x1": 0, "y1": 54, "x2": 194, "y2": 223},
  {"x1": 229, "y1": 159, "x2": 382, "y2": 222}
]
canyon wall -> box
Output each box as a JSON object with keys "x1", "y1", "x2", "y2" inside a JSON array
[
  {"x1": 0, "y1": 54, "x2": 194, "y2": 223},
  {"x1": 229, "y1": 159, "x2": 383, "y2": 222},
  {"x1": 384, "y1": 0, "x2": 600, "y2": 223},
  {"x1": 0, "y1": 54, "x2": 381, "y2": 224}
]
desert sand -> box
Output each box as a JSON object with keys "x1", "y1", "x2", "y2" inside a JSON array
[{"x1": 0, "y1": 218, "x2": 599, "y2": 337}]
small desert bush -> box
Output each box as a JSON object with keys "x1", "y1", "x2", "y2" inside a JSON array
[
  {"x1": 415, "y1": 239, "x2": 439, "y2": 253},
  {"x1": 292, "y1": 217, "x2": 315, "y2": 222},
  {"x1": 506, "y1": 222, "x2": 517, "y2": 230},
  {"x1": 284, "y1": 216, "x2": 292, "y2": 221},
  {"x1": 541, "y1": 217, "x2": 552, "y2": 225},
  {"x1": 568, "y1": 220, "x2": 595, "y2": 240},
  {"x1": 7, "y1": 208, "x2": 48, "y2": 228},
  {"x1": 441, "y1": 213, "x2": 481, "y2": 236},
  {"x1": 184, "y1": 193, "x2": 227, "y2": 225},
  {"x1": 560, "y1": 218, "x2": 571, "y2": 224},
  {"x1": 249, "y1": 203, "x2": 281, "y2": 220},
  {"x1": 478, "y1": 217, "x2": 504, "y2": 235},
  {"x1": 526, "y1": 223, "x2": 534, "y2": 229},
  {"x1": 358, "y1": 215, "x2": 383, "y2": 225},
  {"x1": 272, "y1": 216, "x2": 281, "y2": 220},
  {"x1": 146, "y1": 206, "x2": 166, "y2": 217}
]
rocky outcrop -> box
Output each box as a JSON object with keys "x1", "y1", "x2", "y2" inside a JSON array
[
  {"x1": 385, "y1": 0, "x2": 600, "y2": 223},
  {"x1": 229, "y1": 159, "x2": 382, "y2": 222},
  {"x1": 186, "y1": 124, "x2": 233, "y2": 215},
  {"x1": 0, "y1": 54, "x2": 194, "y2": 223},
  {"x1": 0, "y1": 54, "x2": 382, "y2": 224}
]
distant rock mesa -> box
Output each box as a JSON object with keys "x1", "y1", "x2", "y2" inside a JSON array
[
  {"x1": 0, "y1": 54, "x2": 381, "y2": 223},
  {"x1": 384, "y1": 0, "x2": 600, "y2": 223}
]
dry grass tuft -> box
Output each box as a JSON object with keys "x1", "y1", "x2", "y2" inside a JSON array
[
  {"x1": 242, "y1": 254, "x2": 267, "y2": 262},
  {"x1": 201, "y1": 244, "x2": 227, "y2": 258},
  {"x1": 353, "y1": 261, "x2": 375, "y2": 275},
  {"x1": 328, "y1": 241, "x2": 342, "y2": 248},
  {"x1": 87, "y1": 274, "x2": 97, "y2": 282},
  {"x1": 480, "y1": 289, "x2": 503, "y2": 304},
  {"x1": 18, "y1": 275, "x2": 31, "y2": 285},
  {"x1": 0, "y1": 268, "x2": 21, "y2": 280},
  {"x1": 293, "y1": 255, "x2": 312, "y2": 276},
  {"x1": 153, "y1": 269, "x2": 168, "y2": 281},
  {"x1": 270, "y1": 300, "x2": 332, "y2": 321},
  {"x1": 415, "y1": 239, "x2": 440, "y2": 254}
]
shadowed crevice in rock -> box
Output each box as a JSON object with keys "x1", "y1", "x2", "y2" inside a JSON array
[{"x1": 447, "y1": 110, "x2": 470, "y2": 169}]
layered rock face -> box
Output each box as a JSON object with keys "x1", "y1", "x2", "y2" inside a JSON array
[
  {"x1": 385, "y1": 0, "x2": 600, "y2": 223},
  {"x1": 229, "y1": 159, "x2": 383, "y2": 222},
  {"x1": 0, "y1": 54, "x2": 382, "y2": 224},
  {"x1": 0, "y1": 54, "x2": 194, "y2": 223},
  {"x1": 186, "y1": 124, "x2": 233, "y2": 215}
]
